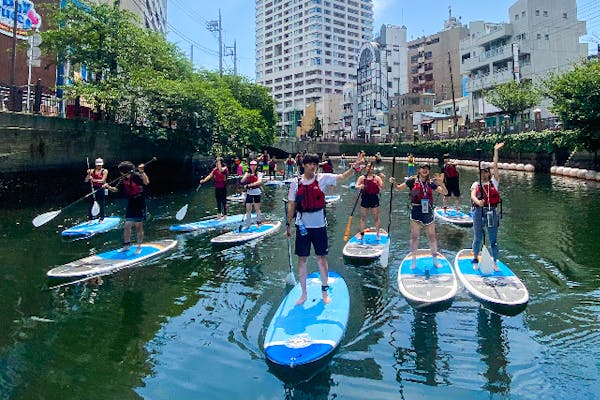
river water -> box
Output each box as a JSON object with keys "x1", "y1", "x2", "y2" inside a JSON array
[{"x1": 0, "y1": 162, "x2": 599, "y2": 400}]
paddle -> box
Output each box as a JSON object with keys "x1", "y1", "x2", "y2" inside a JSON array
[
  {"x1": 175, "y1": 183, "x2": 203, "y2": 221},
  {"x1": 33, "y1": 157, "x2": 157, "y2": 227},
  {"x1": 387, "y1": 146, "x2": 397, "y2": 234},
  {"x1": 86, "y1": 157, "x2": 100, "y2": 217},
  {"x1": 282, "y1": 198, "x2": 296, "y2": 285},
  {"x1": 475, "y1": 147, "x2": 491, "y2": 266},
  {"x1": 343, "y1": 188, "x2": 362, "y2": 242}
]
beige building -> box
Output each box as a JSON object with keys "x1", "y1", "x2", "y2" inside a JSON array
[
  {"x1": 388, "y1": 93, "x2": 434, "y2": 142},
  {"x1": 407, "y1": 10, "x2": 468, "y2": 100}
]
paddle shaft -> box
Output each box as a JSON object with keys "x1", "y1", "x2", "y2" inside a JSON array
[
  {"x1": 476, "y1": 148, "x2": 486, "y2": 245},
  {"x1": 86, "y1": 157, "x2": 97, "y2": 202},
  {"x1": 387, "y1": 147, "x2": 396, "y2": 234},
  {"x1": 283, "y1": 199, "x2": 295, "y2": 282},
  {"x1": 343, "y1": 188, "x2": 362, "y2": 241}
]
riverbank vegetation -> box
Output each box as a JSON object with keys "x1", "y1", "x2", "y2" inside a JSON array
[{"x1": 39, "y1": 3, "x2": 277, "y2": 155}]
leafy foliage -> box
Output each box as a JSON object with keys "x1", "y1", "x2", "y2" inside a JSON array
[
  {"x1": 484, "y1": 80, "x2": 541, "y2": 119},
  {"x1": 543, "y1": 59, "x2": 600, "y2": 152},
  {"x1": 39, "y1": 3, "x2": 277, "y2": 155}
]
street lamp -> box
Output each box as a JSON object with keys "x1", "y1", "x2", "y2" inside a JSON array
[{"x1": 503, "y1": 114, "x2": 510, "y2": 133}]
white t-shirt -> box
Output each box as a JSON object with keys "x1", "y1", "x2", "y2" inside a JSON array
[{"x1": 288, "y1": 173, "x2": 338, "y2": 228}]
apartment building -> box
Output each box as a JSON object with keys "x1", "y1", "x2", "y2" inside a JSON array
[
  {"x1": 460, "y1": 0, "x2": 587, "y2": 122},
  {"x1": 255, "y1": 0, "x2": 374, "y2": 136},
  {"x1": 119, "y1": 0, "x2": 167, "y2": 32},
  {"x1": 407, "y1": 11, "x2": 468, "y2": 101},
  {"x1": 355, "y1": 24, "x2": 408, "y2": 141},
  {"x1": 388, "y1": 93, "x2": 434, "y2": 142}
]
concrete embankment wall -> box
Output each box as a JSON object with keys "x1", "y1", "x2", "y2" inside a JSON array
[{"x1": 0, "y1": 113, "x2": 203, "y2": 206}]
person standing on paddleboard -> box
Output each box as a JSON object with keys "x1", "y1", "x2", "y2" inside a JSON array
[
  {"x1": 441, "y1": 153, "x2": 461, "y2": 211},
  {"x1": 198, "y1": 157, "x2": 229, "y2": 220},
  {"x1": 240, "y1": 160, "x2": 264, "y2": 228},
  {"x1": 286, "y1": 153, "x2": 358, "y2": 305},
  {"x1": 390, "y1": 163, "x2": 447, "y2": 268},
  {"x1": 355, "y1": 161, "x2": 385, "y2": 242},
  {"x1": 104, "y1": 161, "x2": 149, "y2": 253},
  {"x1": 470, "y1": 142, "x2": 504, "y2": 271},
  {"x1": 85, "y1": 158, "x2": 108, "y2": 222}
]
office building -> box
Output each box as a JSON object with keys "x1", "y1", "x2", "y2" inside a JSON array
[{"x1": 255, "y1": 0, "x2": 374, "y2": 136}]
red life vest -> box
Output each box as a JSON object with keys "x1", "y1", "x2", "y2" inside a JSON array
[
  {"x1": 409, "y1": 179, "x2": 434, "y2": 204},
  {"x1": 475, "y1": 182, "x2": 501, "y2": 206},
  {"x1": 213, "y1": 167, "x2": 227, "y2": 189},
  {"x1": 444, "y1": 164, "x2": 459, "y2": 178},
  {"x1": 363, "y1": 176, "x2": 380, "y2": 195},
  {"x1": 122, "y1": 175, "x2": 143, "y2": 197},
  {"x1": 246, "y1": 173, "x2": 259, "y2": 185},
  {"x1": 322, "y1": 161, "x2": 333, "y2": 173},
  {"x1": 296, "y1": 179, "x2": 326, "y2": 213},
  {"x1": 91, "y1": 169, "x2": 105, "y2": 188}
]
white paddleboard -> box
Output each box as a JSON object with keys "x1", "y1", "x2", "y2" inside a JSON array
[
  {"x1": 169, "y1": 213, "x2": 248, "y2": 232},
  {"x1": 454, "y1": 249, "x2": 529, "y2": 316},
  {"x1": 210, "y1": 221, "x2": 281, "y2": 245},
  {"x1": 342, "y1": 228, "x2": 390, "y2": 260},
  {"x1": 397, "y1": 249, "x2": 457, "y2": 313},
  {"x1": 47, "y1": 239, "x2": 177, "y2": 278},
  {"x1": 61, "y1": 217, "x2": 121, "y2": 238},
  {"x1": 226, "y1": 193, "x2": 246, "y2": 203},
  {"x1": 434, "y1": 207, "x2": 473, "y2": 226},
  {"x1": 325, "y1": 195, "x2": 341, "y2": 204},
  {"x1": 264, "y1": 271, "x2": 349, "y2": 368}
]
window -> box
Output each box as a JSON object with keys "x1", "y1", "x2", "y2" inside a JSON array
[
  {"x1": 535, "y1": 9, "x2": 539, "y2": 16},
  {"x1": 545, "y1": 34, "x2": 549, "y2": 40},
  {"x1": 543, "y1": 10, "x2": 548, "y2": 17},
  {"x1": 537, "y1": 33, "x2": 541, "y2": 39},
  {"x1": 563, "y1": 12, "x2": 568, "y2": 19}
]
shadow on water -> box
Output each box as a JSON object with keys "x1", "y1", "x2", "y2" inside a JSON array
[{"x1": 476, "y1": 307, "x2": 511, "y2": 396}]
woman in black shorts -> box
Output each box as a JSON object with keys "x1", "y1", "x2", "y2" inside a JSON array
[{"x1": 355, "y1": 162, "x2": 385, "y2": 241}]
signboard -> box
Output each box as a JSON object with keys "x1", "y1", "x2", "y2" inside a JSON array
[{"x1": 1, "y1": 0, "x2": 42, "y2": 39}]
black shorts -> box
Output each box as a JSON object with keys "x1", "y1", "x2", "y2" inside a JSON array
[
  {"x1": 410, "y1": 204, "x2": 434, "y2": 225},
  {"x1": 245, "y1": 194, "x2": 261, "y2": 204},
  {"x1": 126, "y1": 195, "x2": 147, "y2": 222},
  {"x1": 445, "y1": 177, "x2": 461, "y2": 197},
  {"x1": 295, "y1": 226, "x2": 328, "y2": 257},
  {"x1": 360, "y1": 193, "x2": 380, "y2": 208}
]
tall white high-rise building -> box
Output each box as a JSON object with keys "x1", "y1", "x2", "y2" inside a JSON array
[{"x1": 255, "y1": 0, "x2": 374, "y2": 136}]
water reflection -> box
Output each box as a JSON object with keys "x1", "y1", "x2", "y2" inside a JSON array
[{"x1": 476, "y1": 307, "x2": 510, "y2": 395}]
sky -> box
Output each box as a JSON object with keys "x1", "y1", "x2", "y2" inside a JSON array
[{"x1": 166, "y1": 0, "x2": 600, "y2": 80}]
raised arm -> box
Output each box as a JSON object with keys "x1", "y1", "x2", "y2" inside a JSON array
[{"x1": 493, "y1": 142, "x2": 504, "y2": 183}]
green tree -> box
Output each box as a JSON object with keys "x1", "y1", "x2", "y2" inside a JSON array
[
  {"x1": 308, "y1": 117, "x2": 323, "y2": 139},
  {"x1": 485, "y1": 80, "x2": 541, "y2": 121},
  {"x1": 544, "y1": 59, "x2": 600, "y2": 153}
]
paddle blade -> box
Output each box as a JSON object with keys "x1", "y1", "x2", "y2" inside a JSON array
[
  {"x1": 175, "y1": 204, "x2": 188, "y2": 221},
  {"x1": 343, "y1": 216, "x2": 353, "y2": 242},
  {"x1": 479, "y1": 246, "x2": 495, "y2": 275},
  {"x1": 33, "y1": 210, "x2": 62, "y2": 227},
  {"x1": 91, "y1": 201, "x2": 100, "y2": 217}
]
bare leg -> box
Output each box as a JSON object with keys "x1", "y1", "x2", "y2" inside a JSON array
[
  {"x1": 296, "y1": 256, "x2": 308, "y2": 305},
  {"x1": 245, "y1": 203, "x2": 252, "y2": 227},
  {"x1": 409, "y1": 220, "x2": 420, "y2": 268},
  {"x1": 424, "y1": 223, "x2": 441, "y2": 267},
  {"x1": 135, "y1": 221, "x2": 144, "y2": 253},
  {"x1": 254, "y1": 203, "x2": 262, "y2": 224},
  {"x1": 359, "y1": 207, "x2": 367, "y2": 239},
  {"x1": 316, "y1": 255, "x2": 331, "y2": 304},
  {"x1": 372, "y1": 207, "x2": 380, "y2": 239}
]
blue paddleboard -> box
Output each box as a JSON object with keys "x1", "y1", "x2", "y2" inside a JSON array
[
  {"x1": 264, "y1": 271, "x2": 349, "y2": 368},
  {"x1": 169, "y1": 213, "x2": 247, "y2": 232},
  {"x1": 47, "y1": 239, "x2": 177, "y2": 278},
  {"x1": 454, "y1": 249, "x2": 529, "y2": 316},
  {"x1": 398, "y1": 249, "x2": 457, "y2": 313},
  {"x1": 434, "y1": 207, "x2": 473, "y2": 226},
  {"x1": 61, "y1": 217, "x2": 121, "y2": 238}
]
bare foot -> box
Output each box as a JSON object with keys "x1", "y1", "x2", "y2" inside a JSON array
[
  {"x1": 432, "y1": 258, "x2": 442, "y2": 268},
  {"x1": 472, "y1": 262, "x2": 479, "y2": 270},
  {"x1": 135, "y1": 246, "x2": 142, "y2": 254},
  {"x1": 119, "y1": 246, "x2": 130, "y2": 253},
  {"x1": 493, "y1": 263, "x2": 500, "y2": 272},
  {"x1": 322, "y1": 294, "x2": 331, "y2": 304},
  {"x1": 295, "y1": 295, "x2": 307, "y2": 305}
]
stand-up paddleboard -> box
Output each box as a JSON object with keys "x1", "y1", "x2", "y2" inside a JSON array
[
  {"x1": 325, "y1": 195, "x2": 341, "y2": 204},
  {"x1": 398, "y1": 249, "x2": 457, "y2": 313},
  {"x1": 348, "y1": 182, "x2": 356, "y2": 189},
  {"x1": 169, "y1": 213, "x2": 249, "y2": 232},
  {"x1": 454, "y1": 249, "x2": 529, "y2": 316},
  {"x1": 264, "y1": 271, "x2": 349, "y2": 368},
  {"x1": 434, "y1": 207, "x2": 473, "y2": 226},
  {"x1": 342, "y1": 228, "x2": 390, "y2": 261},
  {"x1": 264, "y1": 180, "x2": 285, "y2": 187},
  {"x1": 227, "y1": 193, "x2": 246, "y2": 203},
  {"x1": 210, "y1": 221, "x2": 281, "y2": 245},
  {"x1": 61, "y1": 217, "x2": 121, "y2": 238},
  {"x1": 47, "y1": 239, "x2": 177, "y2": 278}
]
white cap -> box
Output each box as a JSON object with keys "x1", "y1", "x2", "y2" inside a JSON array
[{"x1": 95, "y1": 158, "x2": 104, "y2": 165}]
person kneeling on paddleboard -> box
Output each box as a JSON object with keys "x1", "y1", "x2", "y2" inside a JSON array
[
  {"x1": 470, "y1": 142, "x2": 504, "y2": 271},
  {"x1": 104, "y1": 161, "x2": 150, "y2": 253},
  {"x1": 286, "y1": 153, "x2": 358, "y2": 306}
]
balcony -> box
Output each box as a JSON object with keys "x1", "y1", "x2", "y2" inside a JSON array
[
  {"x1": 479, "y1": 44, "x2": 512, "y2": 63},
  {"x1": 476, "y1": 23, "x2": 512, "y2": 46},
  {"x1": 465, "y1": 68, "x2": 515, "y2": 92}
]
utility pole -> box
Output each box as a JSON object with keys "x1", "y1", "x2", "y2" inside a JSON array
[
  {"x1": 207, "y1": 9, "x2": 223, "y2": 76},
  {"x1": 224, "y1": 40, "x2": 238, "y2": 75},
  {"x1": 447, "y1": 51, "x2": 458, "y2": 136},
  {"x1": 9, "y1": 0, "x2": 19, "y2": 111},
  {"x1": 190, "y1": 44, "x2": 194, "y2": 64}
]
